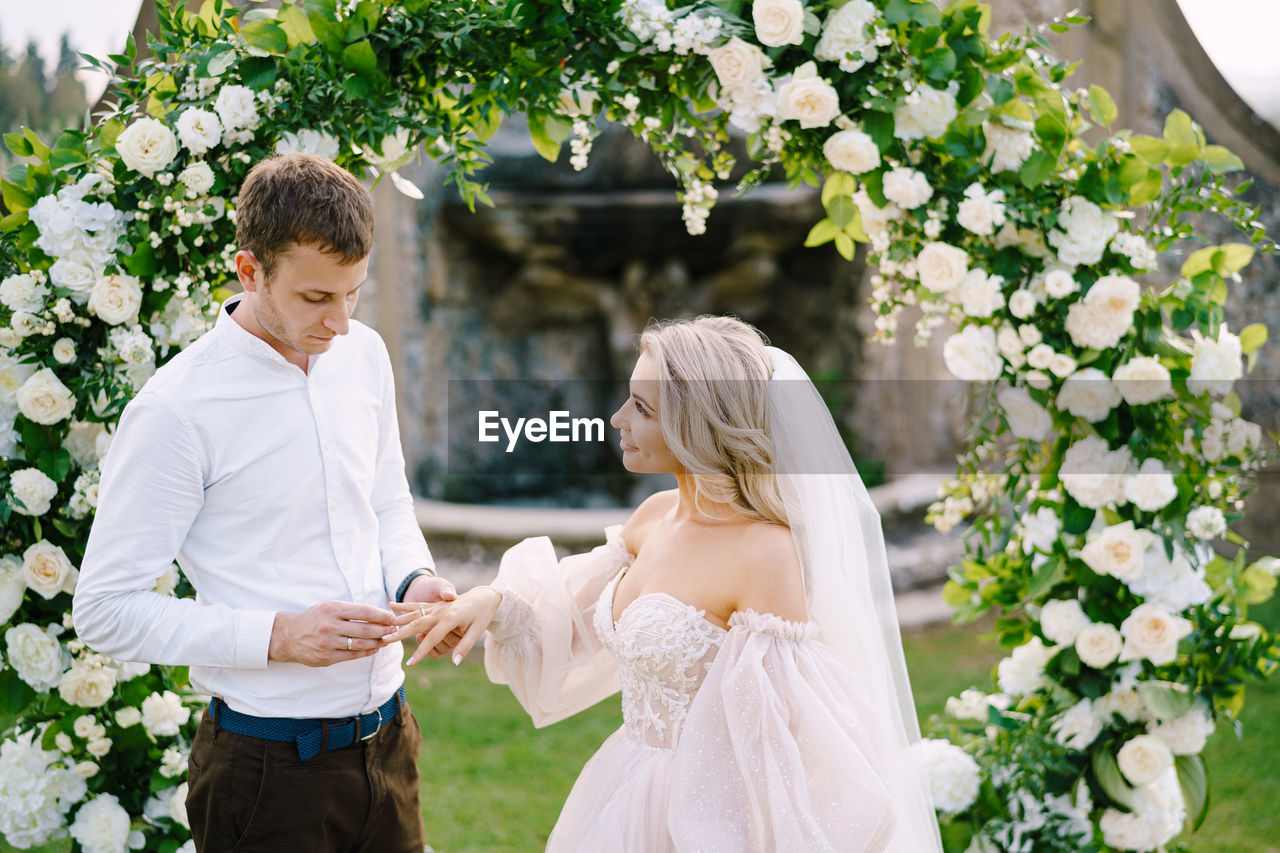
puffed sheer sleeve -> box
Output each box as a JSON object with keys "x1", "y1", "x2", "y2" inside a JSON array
[
  {"x1": 483, "y1": 525, "x2": 632, "y2": 727},
  {"x1": 669, "y1": 610, "x2": 898, "y2": 853}
]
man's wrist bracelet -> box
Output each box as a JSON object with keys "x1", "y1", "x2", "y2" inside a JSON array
[{"x1": 395, "y1": 568, "x2": 435, "y2": 603}]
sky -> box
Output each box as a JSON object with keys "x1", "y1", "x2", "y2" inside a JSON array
[{"x1": 0, "y1": 0, "x2": 1277, "y2": 122}]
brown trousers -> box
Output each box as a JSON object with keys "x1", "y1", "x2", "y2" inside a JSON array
[{"x1": 186, "y1": 700, "x2": 425, "y2": 852}]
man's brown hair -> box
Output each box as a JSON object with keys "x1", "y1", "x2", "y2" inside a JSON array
[{"x1": 235, "y1": 153, "x2": 374, "y2": 281}]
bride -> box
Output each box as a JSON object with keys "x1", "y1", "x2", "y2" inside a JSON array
[{"x1": 387, "y1": 316, "x2": 942, "y2": 852}]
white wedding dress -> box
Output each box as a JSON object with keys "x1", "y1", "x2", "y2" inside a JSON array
[{"x1": 484, "y1": 526, "x2": 899, "y2": 852}]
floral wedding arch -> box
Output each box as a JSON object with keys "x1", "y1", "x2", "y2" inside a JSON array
[{"x1": 0, "y1": 0, "x2": 1276, "y2": 849}]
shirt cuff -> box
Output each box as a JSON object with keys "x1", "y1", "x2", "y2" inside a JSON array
[
  {"x1": 237, "y1": 609, "x2": 278, "y2": 669},
  {"x1": 394, "y1": 569, "x2": 436, "y2": 603}
]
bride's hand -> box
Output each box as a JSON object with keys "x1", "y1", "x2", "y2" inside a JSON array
[{"x1": 387, "y1": 586, "x2": 504, "y2": 665}]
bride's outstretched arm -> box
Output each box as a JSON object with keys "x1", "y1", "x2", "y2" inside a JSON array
[{"x1": 386, "y1": 587, "x2": 502, "y2": 665}]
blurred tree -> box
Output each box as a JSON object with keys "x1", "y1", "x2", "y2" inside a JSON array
[{"x1": 49, "y1": 34, "x2": 88, "y2": 129}]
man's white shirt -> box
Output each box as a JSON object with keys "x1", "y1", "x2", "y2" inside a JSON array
[{"x1": 74, "y1": 296, "x2": 433, "y2": 717}]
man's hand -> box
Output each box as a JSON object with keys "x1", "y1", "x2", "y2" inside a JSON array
[
  {"x1": 386, "y1": 586, "x2": 503, "y2": 666},
  {"x1": 403, "y1": 574, "x2": 457, "y2": 605},
  {"x1": 268, "y1": 601, "x2": 398, "y2": 667}
]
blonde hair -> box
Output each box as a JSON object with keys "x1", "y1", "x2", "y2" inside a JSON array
[{"x1": 638, "y1": 316, "x2": 788, "y2": 526}]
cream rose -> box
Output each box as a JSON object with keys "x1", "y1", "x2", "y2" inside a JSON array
[
  {"x1": 115, "y1": 117, "x2": 178, "y2": 177},
  {"x1": 775, "y1": 63, "x2": 842, "y2": 129},
  {"x1": 1008, "y1": 290, "x2": 1037, "y2": 319},
  {"x1": 1075, "y1": 622, "x2": 1123, "y2": 668},
  {"x1": 1119, "y1": 603, "x2": 1193, "y2": 666},
  {"x1": 823, "y1": 128, "x2": 879, "y2": 174},
  {"x1": 53, "y1": 337, "x2": 77, "y2": 365},
  {"x1": 1188, "y1": 327, "x2": 1243, "y2": 396},
  {"x1": 1117, "y1": 734, "x2": 1174, "y2": 787},
  {"x1": 1124, "y1": 458, "x2": 1179, "y2": 512},
  {"x1": 708, "y1": 37, "x2": 770, "y2": 94},
  {"x1": 10, "y1": 468, "x2": 58, "y2": 516},
  {"x1": 175, "y1": 108, "x2": 222, "y2": 156},
  {"x1": 894, "y1": 84, "x2": 958, "y2": 140},
  {"x1": 943, "y1": 325, "x2": 1003, "y2": 381},
  {"x1": 5, "y1": 622, "x2": 66, "y2": 690},
  {"x1": 882, "y1": 166, "x2": 933, "y2": 209},
  {"x1": 58, "y1": 659, "x2": 118, "y2": 708},
  {"x1": 1151, "y1": 707, "x2": 1214, "y2": 755},
  {"x1": 1057, "y1": 367, "x2": 1122, "y2": 423},
  {"x1": 1059, "y1": 435, "x2": 1132, "y2": 508},
  {"x1": 997, "y1": 386, "x2": 1052, "y2": 441},
  {"x1": 88, "y1": 273, "x2": 143, "y2": 326},
  {"x1": 1064, "y1": 274, "x2": 1140, "y2": 351},
  {"x1": 752, "y1": 0, "x2": 805, "y2": 47},
  {"x1": 1040, "y1": 598, "x2": 1091, "y2": 645},
  {"x1": 983, "y1": 120, "x2": 1035, "y2": 173},
  {"x1": 1113, "y1": 356, "x2": 1172, "y2": 405},
  {"x1": 178, "y1": 162, "x2": 216, "y2": 196},
  {"x1": 17, "y1": 368, "x2": 75, "y2": 425},
  {"x1": 23, "y1": 540, "x2": 78, "y2": 599},
  {"x1": 916, "y1": 242, "x2": 968, "y2": 293},
  {"x1": 1042, "y1": 265, "x2": 1079, "y2": 299},
  {"x1": 1080, "y1": 521, "x2": 1153, "y2": 582},
  {"x1": 0, "y1": 555, "x2": 25, "y2": 624}
]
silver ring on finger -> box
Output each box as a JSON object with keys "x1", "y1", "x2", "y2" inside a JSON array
[
  {"x1": 419, "y1": 606, "x2": 426, "y2": 619},
  {"x1": 346, "y1": 636, "x2": 353, "y2": 651}
]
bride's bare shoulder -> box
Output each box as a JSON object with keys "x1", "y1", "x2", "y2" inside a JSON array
[
  {"x1": 620, "y1": 489, "x2": 678, "y2": 555},
  {"x1": 730, "y1": 522, "x2": 807, "y2": 622}
]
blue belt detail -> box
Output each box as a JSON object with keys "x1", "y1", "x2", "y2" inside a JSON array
[{"x1": 209, "y1": 685, "x2": 405, "y2": 761}]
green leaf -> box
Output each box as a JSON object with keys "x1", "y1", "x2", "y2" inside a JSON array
[
  {"x1": 1201, "y1": 144, "x2": 1243, "y2": 174},
  {"x1": 124, "y1": 242, "x2": 157, "y2": 278},
  {"x1": 1176, "y1": 754, "x2": 1210, "y2": 831},
  {"x1": 1027, "y1": 558, "x2": 1066, "y2": 600},
  {"x1": 1163, "y1": 109, "x2": 1200, "y2": 147},
  {"x1": 36, "y1": 448, "x2": 72, "y2": 483},
  {"x1": 862, "y1": 111, "x2": 896, "y2": 153},
  {"x1": 1239, "y1": 323, "x2": 1267, "y2": 354},
  {"x1": 0, "y1": 209, "x2": 29, "y2": 231},
  {"x1": 527, "y1": 115, "x2": 561, "y2": 163},
  {"x1": 985, "y1": 74, "x2": 1014, "y2": 105},
  {"x1": 833, "y1": 232, "x2": 855, "y2": 261},
  {"x1": 1136, "y1": 682, "x2": 1194, "y2": 721},
  {"x1": 1092, "y1": 747, "x2": 1137, "y2": 809},
  {"x1": 1129, "y1": 135, "x2": 1170, "y2": 164},
  {"x1": 1018, "y1": 149, "x2": 1055, "y2": 188},
  {"x1": 884, "y1": 0, "x2": 917, "y2": 24},
  {"x1": 22, "y1": 128, "x2": 50, "y2": 161},
  {"x1": 470, "y1": 108, "x2": 502, "y2": 143},
  {"x1": 3, "y1": 132, "x2": 33, "y2": 158},
  {"x1": 1181, "y1": 246, "x2": 1219, "y2": 278},
  {"x1": 923, "y1": 47, "x2": 956, "y2": 83},
  {"x1": 240, "y1": 18, "x2": 289, "y2": 54},
  {"x1": 1214, "y1": 243, "x2": 1254, "y2": 274},
  {"x1": 1087, "y1": 84, "x2": 1118, "y2": 126},
  {"x1": 825, "y1": 193, "x2": 857, "y2": 229},
  {"x1": 341, "y1": 39, "x2": 378, "y2": 77},
  {"x1": 1, "y1": 179, "x2": 34, "y2": 213},
  {"x1": 1241, "y1": 564, "x2": 1277, "y2": 604},
  {"x1": 1128, "y1": 172, "x2": 1163, "y2": 205},
  {"x1": 99, "y1": 118, "x2": 125, "y2": 152},
  {"x1": 804, "y1": 218, "x2": 840, "y2": 247},
  {"x1": 942, "y1": 579, "x2": 972, "y2": 608},
  {"x1": 341, "y1": 76, "x2": 370, "y2": 100},
  {"x1": 1062, "y1": 497, "x2": 1095, "y2": 535},
  {"x1": 278, "y1": 4, "x2": 317, "y2": 46},
  {"x1": 821, "y1": 172, "x2": 857, "y2": 206}
]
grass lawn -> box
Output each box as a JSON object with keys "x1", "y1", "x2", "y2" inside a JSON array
[{"x1": 408, "y1": 607, "x2": 1279, "y2": 853}]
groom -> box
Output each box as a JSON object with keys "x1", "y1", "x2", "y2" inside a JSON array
[{"x1": 73, "y1": 153, "x2": 454, "y2": 852}]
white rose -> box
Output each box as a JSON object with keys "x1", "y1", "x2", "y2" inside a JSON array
[
  {"x1": 1080, "y1": 521, "x2": 1154, "y2": 582},
  {"x1": 945, "y1": 688, "x2": 992, "y2": 721},
  {"x1": 956, "y1": 183, "x2": 1007, "y2": 237},
  {"x1": 5, "y1": 623, "x2": 66, "y2": 690},
  {"x1": 1150, "y1": 707, "x2": 1214, "y2": 755},
  {"x1": 752, "y1": 0, "x2": 805, "y2": 47},
  {"x1": 894, "y1": 84, "x2": 958, "y2": 140},
  {"x1": 983, "y1": 120, "x2": 1034, "y2": 173},
  {"x1": 707, "y1": 37, "x2": 770, "y2": 94},
  {"x1": 1099, "y1": 768, "x2": 1184, "y2": 852},
  {"x1": 88, "y1": 274, "x2": 143, "y2": 326},
  {"x1": 53, "y1": 337, "x2": 77, "y2": 365},
  {"x1": 74, "y1": 715, "x2": 99, "y2": 738},
  {"x1": 1008, "y1": 289, "x2": 1037, "y2": 319},
  {"x1": 943, "y1": 325, "x2": 1003, "y2": 381},
  {"x1": 997, "y1": 636, "x2": 1056, "y2": 695},
  {"x1": 916, "y1": 242, "x2": 968, "y2": 293},
  {"x1": 1048, "y1": 353, "x2": 1077, "y2": 378},
  {"x1": 213, "y1": 84, "x2": 260, "y2": 133},
  {"x1": 170, "y1": 783, "x2": 190, "y2": 828},
  {"x1": 1226, "y1": 418, "x2": 1262, "y2": 457},
  {"x1": 115, "y1": 117, "x2": 178, "y2": 177},
  {"x1": 75, "y1": 761, "x2": 99, "y2": 779},
  {"x1": 1123, "y1": 458, "x2": 1179, "y2": 512},
  {"x1": 998, "y1": 386, "x2": 1052, "y2": 441},
  {"x1": 0, "y1": 273, "x2": 48, "y2": 312},
  {"x1": 1117, "y1": 734, "x2": 1174, "y2": 787},
  {"x1": 1020, "y1": 506, "x2": 1061, "y2": 554},
  {"x1": 0, "y1": 555, "x2": 26, "y2": 623},
  {"x1": 1187, "y1": 327, "x2": 1243, "y2": 397},
  {"x1": 362, "y1": 127, "x2": 414, "y2": 172},
  {"x1": 178, "y1": 162, "x2": 216, "y2": 196},
  {"x1": 63, "y1": 420, "x2": 106, "y2": 468},
  {"x1": 1051, "y1": 698, "x2": 1104, "y2": 750},
  {"x1": 1059, "y1": 435, "x2": 1132, "y2": 508},
  {"x1": 275, "y1": 129, "x2": 341, "y2": 160},
  {"x1": 70, "y1": 794, "x2": 132, "y2": 853},
  {"x1": 141, "y1": 690, "x2": 192, "y2": 737},
  {"x1": 23, "y1": 539, "x2": 78, "y2": 599},
  {"x1": 17, "y1": 368, "x2": 75, "y2": 425},
  {"x1": 1041, "y1": 598, "x2": 1091, "y2": 645},
  {"x1": 1185, "y1": 505, "x2": 1226, "y2": 540},
  {"x1": 59, "y1": 659, "x2": 117, "y2": 708},
  {"x1": 1048, "y1": 195, "x2": 1119, "y2": 267},
  {"x1": 1065, "y1": 274, "x2": 1140, "y2": 351},
  {"x1": 116, "y1": 707, "x2": 142, "y2": 728},
  {"x1": 1099, "y1": 687, "x2": 1147, "y2": 722},
  {"x1": 910, "y1": 738, "x2": 980, "y2": 814},
  {"x1": 1042, "y1": 265, "x2": 1079, "y2": 299},
  {"x1": 823, "y1": 128, "x2": 879, "y2": 174},
  {"x1": 10, "y1": 468, "x2": 58, "y2": 516},
  {"x1": 86, "y1": 737, "x2": 112, "y2": 758},
  {"x1": 49, "y1": 255, "x2": 99, "y2": 304},
  {"x1": 1131, "y1": 544, "x2": 1211, "y2": 613},
  {"x1": 775, "y1": 63, "x2": 842, "y2": 129},
  {"x1": 1120, "y1": 603, "x2": 1193, "y2": 666},
  {"x1": 175, "y1": 108, "x2": 222, "y2": 156},
  {"x1": 814, "y1": 0, "x2": 878, "y2": 71},
  {"x1": 882, "y1": 166, "x2": 933, "y2": 209},
  {"x1": 997, "y1": 325, "x2": 1025, "y2": 359},
  {"x1": 1113, "y1": 357, "x2": 1172, "y2": 405},
  {"x1": 1026, "y1": 343, "x2": 1054, "y2": 370},
  {"x1": 1075, "y1": 622, "x2": 1123, "y2": 668},
  {"x1": 1057, "y1": 367, "x2": 1122, "y2": 422}
]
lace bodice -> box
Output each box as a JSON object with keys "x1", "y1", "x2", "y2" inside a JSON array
[{"x1": 593, "y1": 572, "x2": 726, "y2": 749}]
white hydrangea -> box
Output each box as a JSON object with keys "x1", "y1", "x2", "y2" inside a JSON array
[
  {"x1": 69, "y1": 794, "x2": 132, "y2": 853},
  {"x1": 997, "y1": 636, "x2": 1056, "y2": 696},
  {"x1": 0, "y1": 273, "x2": 48, "y2": 312},
  {"x1": 814, "y1": 0, "x2": 880, "y2": 72},
  {"x1": 175, "y1": 108, "x2": 222, "y2": 155},
  {"x1": 910, "y1": 738, "x2": 981, "y2": 814},
  {"x1": 9, "y1": 467, "x2": 58, "y2": 516},
  {"x1": 655, "y1": 11, "x2": 722, "y2": 55},
  {"x1": 982, "y1": 120, "x2": 1035, "y2": 173},
  {"x1": 213, "y1": 84, "x2": 260, "y2": 133},
  {"x1": 945, "y1": 688, "x2": 995, "y2": 721},
  {"x1": 141, "y1": 690, "x2": 192, "y2": 737},
  {"x1": 28, "y1": 181, "x2": 126, "y2": 270},
  {"x1": 893, "y1": 83, "x2": 958, "y2": 140},
  {"x1": 1111, "y1": 231, "x2": 1157, "y2": 270},
  {"x1": 0, "y1": 729, "x2": 88, "y2": 847},
  {"x1": 1019, "y1": 505, "x2": 1062, "y2": 554},
  {"x1": 1187, "y1": 326, "x2": 1243, "y2": 397},
  {"x1": 1040, "y1": 598, "x2": 1090, "y2": 645},
  {"x1": 1048, "y1": 195, "x2": 1119, "y2": 267},
  {"x1": 1051, "y1": 698, "x2": 1105, "y2": 750},
  {"x1": 1099, "y1": 767, "x2": 1184, "y2": 852},
  {"x1": 620, "y1": 0, "x2": 675, "y2": 42},
  {"x1": 1185, "y1": 505, "x2": 1226, "y2": 540}
]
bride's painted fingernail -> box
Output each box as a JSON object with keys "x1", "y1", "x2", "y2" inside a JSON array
[{"x1": 452, "y1": 653, "x2": 462, "y2": 665}]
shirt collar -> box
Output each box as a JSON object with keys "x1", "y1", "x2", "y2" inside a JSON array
[{"x1": 214, "y1": 293, "x2": 318, "y2": 374}]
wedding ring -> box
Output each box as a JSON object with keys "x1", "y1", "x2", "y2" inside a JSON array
[
  {"x1": 346, "y1": 637, "x2": 353, "y2": 651},
  {"x1": 419, "y1": 606, "x2": 426, "y2": 619}
]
